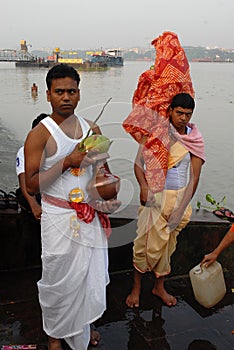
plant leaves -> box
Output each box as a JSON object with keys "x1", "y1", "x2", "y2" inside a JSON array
[
  {"x1": 205, "y1": 193, "x2": 216, "y2": 205},
  {"x1": 197, "y1": 193, "x2": 227, "y2": 212}
]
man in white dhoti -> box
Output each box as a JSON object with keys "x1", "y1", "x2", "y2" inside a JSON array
[{"x1": 24, "y1": 64, "x2": 120, "y2": 350}]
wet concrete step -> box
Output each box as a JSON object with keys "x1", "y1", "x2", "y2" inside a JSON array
[{"x1": 0, "y1": 268, "x2": 233, "y2": 349}]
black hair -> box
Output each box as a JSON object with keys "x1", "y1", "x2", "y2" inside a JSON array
[
  {"x1": 31, "y1": 113, "x2": 49, "y2": 129},
  {"x1": 170, "y1": 92, "x2": 195, "y2": 111},
  {"x1": 187, "y1": 339, "x2": 217, "y2": 350},
  {"x1": 46, "y1": 63, "x2": 80, "y2": 90}
]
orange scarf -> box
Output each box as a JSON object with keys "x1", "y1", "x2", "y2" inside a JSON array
[{"x1": 123, "y1": 31, "x2": 195, "y2": 193}]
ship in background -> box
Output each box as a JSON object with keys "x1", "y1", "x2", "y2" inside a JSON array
[
  {"x1": 11, "y1": 40, "x2": 50, "y2": 67},
  {"x1": 51, "y1": 48, "x2": 124, "y2": 69},
  {"x1": 14, "y1": 41, "x2": 124, "y2": 70},
  {"x1": 87, "y1": 49, "x2": 124, "y2": 66},
  {"x1": 191, "y1": 56, "x2": 233, "y2": 63},
  {"x1": 47, "y1": 47, "x2": 107, "y2": 71}
]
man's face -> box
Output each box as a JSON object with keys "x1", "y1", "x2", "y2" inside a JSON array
[
  {"x1": 47, "y1": 77, "x2": 80, "y2": 118},
  {"x1": 169, "y1": 106, "x2": 193, "y2": 134}
]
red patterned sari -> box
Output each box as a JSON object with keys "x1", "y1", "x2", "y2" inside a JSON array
[{"x1": 123, "y1": 31, "x2": 195, "y2": 193}]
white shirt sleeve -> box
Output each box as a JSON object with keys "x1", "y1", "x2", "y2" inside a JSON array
[{"x1": 16, "y1": 146, "x2": 25, "y2": 176}]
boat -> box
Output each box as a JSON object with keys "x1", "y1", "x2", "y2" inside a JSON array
[
  {"x1": 11, "y1": 40, "x2": 50, "y2": 68},
  {"x1": 15, "y1": 46, "x2": 108, "y2": 71},
  {"x1": 191, "y1": 57, "x2": 233, "y2": 63},
  {"x1": 88, "y1": 49, "x2": 124, "y2": 67},
  {"x1": 51, "y1": 48, "x2": 108, "y2": 71},
  {"x1": 16, "y1": 57, "x2": 108, "y2": 71},
  {"x1": 15, "y1": 59, "x2": 51, "y2": 68},
  {"x1": 14, "y1": 43, "x2": 123, "y2": 70},
  {"x1": 57, "y1": 58, "x2": 108, "y2": 71}
]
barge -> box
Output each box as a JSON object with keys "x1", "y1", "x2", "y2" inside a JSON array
[{"x1": 88, "y1": 49, "x2": 124, "y2": 67}]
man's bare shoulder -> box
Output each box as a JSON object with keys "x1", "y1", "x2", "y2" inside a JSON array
[{"x1": 25, "y1": 122, "x2": 51, "y2": 145}]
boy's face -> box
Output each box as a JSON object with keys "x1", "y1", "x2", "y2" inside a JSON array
[
  {"x1": 169, "y1": 106, "x2": 193, "y2": 134},
  {"x1": 47, "y1": 77, "x2": 80, "y2": 118}
]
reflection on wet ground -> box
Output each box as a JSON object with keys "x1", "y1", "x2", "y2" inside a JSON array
[{"x1": 0, "y1": 268, "x2": 233, "y2": 350}]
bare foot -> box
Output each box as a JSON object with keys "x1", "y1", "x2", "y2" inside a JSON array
[
  {"x1": 126, "y1": 269, "x2": 142, "y2": 308},
  {"x1": 152, "y1": 288, "x2": 177, "y2": 307},
  {"x1": 126, "y1": 290, "x2": 140, "y2": 308},
  {"x1": 89, "y1": 324, "x2": 100, "y2": 346},
  {"x1": 48, "y1": 337, "x2": 63, "y2": 350}
]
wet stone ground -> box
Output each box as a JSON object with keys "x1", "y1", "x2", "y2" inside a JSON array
[{"x1": 0, "y1": 268, "x2": 233, "y2": 350}]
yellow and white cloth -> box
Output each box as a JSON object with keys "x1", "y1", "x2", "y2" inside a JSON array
[
  {"x1": 133, "y1": 140, "x2": 193, "y2": 277},
  {"x1": 133, "y1": 187, "x2": 192, "y2": 277}
]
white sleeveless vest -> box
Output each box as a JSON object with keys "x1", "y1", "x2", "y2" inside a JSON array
[{"x1": 40, "y1": 115, "x2": 92, "y2": 202}]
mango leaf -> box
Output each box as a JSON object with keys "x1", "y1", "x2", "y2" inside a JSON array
[
  {"x1": 197, "y1": 193, "x2": 228, "y2": 212},
  {"x1": 205, "y1": 194, "x2": 216, "y2": 205}
]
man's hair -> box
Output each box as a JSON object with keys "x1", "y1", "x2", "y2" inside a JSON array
[
  {"x1": 31, "y1": 113, "x2": 49, "y2": 129},
  {"x1": 46, "y1": 63, "x2": 80, "y2": 90},
  {"x1": 187, "y1": 339, "x2": 217, "y2": 350},
  {"x1": 170, "y1": 92, "x2": 195, "y2": 111}
]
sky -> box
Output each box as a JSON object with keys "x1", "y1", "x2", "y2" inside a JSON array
[{"x1": 2, "y1": 0, "x2": 234, "y2": 52}]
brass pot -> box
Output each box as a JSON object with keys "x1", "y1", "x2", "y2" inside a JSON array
[{"x1": 87, "y1": 168, "x2": 120, "y2": 201}]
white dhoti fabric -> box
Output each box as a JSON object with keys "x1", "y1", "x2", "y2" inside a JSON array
[{"x1": 38, "y1": 202, "x2": 109, "y2": 350}]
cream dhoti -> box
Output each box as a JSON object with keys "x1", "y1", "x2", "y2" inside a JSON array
[
  {"x1": 133, "y1": 188, "x2": 192, "y2": 276},
  {"x1": 133, "y1": 141, "x2": 193, "y2": 276}
]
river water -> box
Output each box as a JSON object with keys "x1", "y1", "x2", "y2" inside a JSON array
[{"x1": 0, "y1": 61, "x2": 234, "y2": 209}]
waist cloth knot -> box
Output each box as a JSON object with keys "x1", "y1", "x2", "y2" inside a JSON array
[{"x1": 42, "y1": 193, "x2": 111, "y2": 238}]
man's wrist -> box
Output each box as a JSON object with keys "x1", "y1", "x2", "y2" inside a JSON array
[{"x1": 62, "y1": 157, "x2": 70, "y2": 172}]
